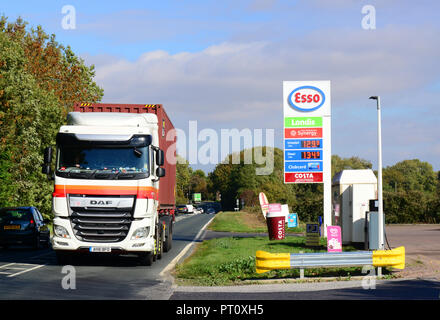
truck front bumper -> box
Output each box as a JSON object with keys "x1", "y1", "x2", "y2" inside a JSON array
[{"x1": 51, "y1": 217, "x2": 155, "y2": 253}]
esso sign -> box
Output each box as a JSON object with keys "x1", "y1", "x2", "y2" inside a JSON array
[{"x1": 288, "y1": 86, "x2": 325, "y2": 112}]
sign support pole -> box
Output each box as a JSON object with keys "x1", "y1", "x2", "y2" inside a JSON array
[{"x1": 323, "y1": 114, "x2": 331, "y2": 237}]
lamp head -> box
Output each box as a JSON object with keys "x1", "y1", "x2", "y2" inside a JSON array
[{"x1": 369, "y1": 96, "x2": 378, "y2": 100}]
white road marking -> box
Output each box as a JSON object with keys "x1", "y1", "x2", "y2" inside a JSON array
[
  {"x1": 7, "y1": 264, "x2": 45, "y2": 278},
  {"x1": 0, "y1": 261, "x2": 46, "y2": 278},
  {"x1": 160, "y1": 215, "x2": 215, "y2": 278}
]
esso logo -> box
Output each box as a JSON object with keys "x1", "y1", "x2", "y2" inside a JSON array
[{"x1": 288, "y1": 86, "x2": 325, "y2": 112}]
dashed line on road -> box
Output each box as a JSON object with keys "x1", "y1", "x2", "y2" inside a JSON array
[
  {"x1": 7, "y1": 264, "x2": 45, "y2": 278},
  {"x1": 0, "y1": 262, "x2": 46, "y2": 278}
]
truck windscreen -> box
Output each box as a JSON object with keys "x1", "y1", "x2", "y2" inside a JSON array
[{"x1": 56, "y1": 146, "x2": 150, "y2": 179}]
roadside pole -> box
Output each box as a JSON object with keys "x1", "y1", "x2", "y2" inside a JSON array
[
  {"x1": 370, "y1": 95, "x2": 384, "y2": 277},
  {"x1": 323, "y1": 110, "x2": 332, "y2": 237}
]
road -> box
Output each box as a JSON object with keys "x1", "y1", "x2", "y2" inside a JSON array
[
  {"x1": 0, "y1": 213, "x2": 215, "y2": 300},
  {"x1": 1, "y1": 216, "x2": 439, "y2": 300}
]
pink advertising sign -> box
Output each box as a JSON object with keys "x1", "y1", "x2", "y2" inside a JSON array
[
  {"x1": 326, "y1": 226, "x2": 342, "y2": 252},
  {"x1": 268, "y1": 203, "x2": 282, "y2": 213}
]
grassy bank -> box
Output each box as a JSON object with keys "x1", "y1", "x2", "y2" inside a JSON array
[
  {"x1": 174, "y1": 236, "x2": 374, "y2": 286},
  {"x1": 175, "y1": 210, "x2": 393, "y2": 286}
]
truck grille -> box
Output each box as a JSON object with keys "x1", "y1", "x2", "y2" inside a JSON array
[{"x1": 69, "y1": 196, "x2": 135, "y2": 243}]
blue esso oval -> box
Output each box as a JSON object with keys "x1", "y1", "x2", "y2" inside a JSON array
[{"x1": 288, "y1": 86, "x2": 325, "y2": 112}]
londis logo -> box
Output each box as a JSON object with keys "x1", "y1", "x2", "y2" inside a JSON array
[{"x1": 288, "y1": 86, "x2": 325, "y2": 112}]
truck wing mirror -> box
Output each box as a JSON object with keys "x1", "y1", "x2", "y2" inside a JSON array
[
  {"x1": 156, "y1": 149, "x2": 164, "y2": 166},
  {"x1": 156, "y1": 167, "x2": 165, "y2": 178},
  {"x1": 42, "y1": 147, "x2": 53, "y2": 176},
  {"x1": 42, "y1": 164, "x2": 51, "y2": 175},
  {"x1": 43, "y1": 147, "x2": 53, "y2": 164}
]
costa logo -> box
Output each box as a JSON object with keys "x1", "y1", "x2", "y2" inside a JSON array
[{"x1": 288, "y1": 86, "x2": 325, "y2": 112}]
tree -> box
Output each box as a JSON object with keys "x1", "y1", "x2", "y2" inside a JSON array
[
  {"x1": 331, "y1": 155, "x2": 372, "y2": 178},
  {"x1": 176, "y1": 155, "x2": 193, "y2": 204},
  {"x1": 0, "y1": 17, "x2": 103, "y2": 217},
  {"x1": 383, "y1": 159, "x2": 439, "y2": 223}
]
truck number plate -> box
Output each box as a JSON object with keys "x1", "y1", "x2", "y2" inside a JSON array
[{"x1": 89, "y1": 247, "x2": 111, "y2": 253}]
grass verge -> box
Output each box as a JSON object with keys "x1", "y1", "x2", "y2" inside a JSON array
[
  {"x1": 175, "y1": 210, "x2": 394, "y2": 286},
  {"x1": 174, "y1": 235, "x2": 394, "y2": 286}
]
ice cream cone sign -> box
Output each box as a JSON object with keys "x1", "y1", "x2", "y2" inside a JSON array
[{"x1": 259, "y1": 192, "x2": 269, "y2": 220}]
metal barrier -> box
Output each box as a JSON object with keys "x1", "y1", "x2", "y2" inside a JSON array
[{"x1": 256, "y1": 246, "x2": 405, "y2": 274}]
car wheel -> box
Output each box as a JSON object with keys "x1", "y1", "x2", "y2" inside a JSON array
[{"x1": 33, "y1": 235, "x2": 41, "y2": 250}]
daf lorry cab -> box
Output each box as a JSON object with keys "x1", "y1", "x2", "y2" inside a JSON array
[{"x1": 43, "y1": 103, "x2": 176, "y2": 266}]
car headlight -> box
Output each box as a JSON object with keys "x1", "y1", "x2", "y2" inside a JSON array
[
  {"x1": 131, "y1": 227, "x2": 150, "y2": 240},
  {"x1": 54, "y1": 225, "x2": 70, "y2": 239}
]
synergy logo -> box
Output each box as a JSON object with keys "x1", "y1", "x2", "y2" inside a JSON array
[{"x1": 288, "y1": 86, "x2": 325, "y2": 112}]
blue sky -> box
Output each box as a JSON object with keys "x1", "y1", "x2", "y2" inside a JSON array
[{"x1": 2, "y1": 0, "x2": 440, "y2": 172}]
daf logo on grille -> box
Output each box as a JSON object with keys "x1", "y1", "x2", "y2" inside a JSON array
[
  {"x1": 90, "y1": 200, "x2": 112, "y2": 205},
  {"x1": 69, "y1": 196, "x2": 134, "y2": 208}
]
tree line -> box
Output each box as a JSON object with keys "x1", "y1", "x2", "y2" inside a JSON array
[{"x1": 179, "y1": 149, "x2": 440, "y2": 224}]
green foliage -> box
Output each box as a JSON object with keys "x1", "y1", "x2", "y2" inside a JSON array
[
  {"x1": 332, "y1": 155, "x2": 372, "y2": 177},
  {"x1": 0, "y1": 17, "x2": 103, "y2": 217},
  {"x1": 208, "y1": 147, "x2": 327, "y2": 222},
  {"x1": 208, "y1": 148, "x2": 439, "y2": 224},
  {"x1": 176, "y1": 156, "x2": 213, "y2": 204},
  {"x1": 383, "y1": 159, "x2": 439, "y2": 223}
]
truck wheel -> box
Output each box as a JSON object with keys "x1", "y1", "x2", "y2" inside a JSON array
[
  {"x1": 138, "y1": 252, "x2": 153, "y2": 266},
  {"x1": 157, "y1": 229, "x2": 164, "y2": 260},
  {"x1": 163, "y1": 226, "x2": 172, "y2": 252}
]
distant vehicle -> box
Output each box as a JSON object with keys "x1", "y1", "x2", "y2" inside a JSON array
[
  {"x1": 0, "y1": 207, "x2": 50, "y2": 249},
  {"x1": 206, "y1": 207, "x2": 216, "y2": 214},
  {"x1": 185, "y1": 204, "x2": 194, "y2": 213},
  {"x1": 195, "y1": 207, "x2": 204, "y2": 214},
  {"x1": 176, "y1": 205, "x2": 188, "y2": 214},
  {"x1": 193, "y1": 207, "x2": 203, "y2": 214}
]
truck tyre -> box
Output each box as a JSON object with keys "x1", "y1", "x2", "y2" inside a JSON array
[
  {"x1": 139, "y1": 252, "x2": 153, "y2": 266},
  {"x1": 163, "y1": 225, "x2": 172, "y2": 252},
  {"x1": 157, "y1": 227, "x2": 164, "y2": 260}
]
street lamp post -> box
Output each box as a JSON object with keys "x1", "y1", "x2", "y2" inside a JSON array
[{"x1": 369, "y1": 96, "x2": 384, "y2": 251}]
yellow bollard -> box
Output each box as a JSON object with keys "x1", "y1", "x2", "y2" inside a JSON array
[
  {"x1": 256, "y1": 251, "x2": 290, "y2": 274},
  {"x1": 372, "y1": 246, "x2": 405, "y2": 269}
]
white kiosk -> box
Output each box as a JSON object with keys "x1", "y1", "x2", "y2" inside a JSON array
[{"x1": 332, "y1": 169, "x2": 377, "y2": 244}]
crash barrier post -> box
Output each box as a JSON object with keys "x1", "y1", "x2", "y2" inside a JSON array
[{"x1": 256, "y1": 246, "x2": 405, "y2": 274}]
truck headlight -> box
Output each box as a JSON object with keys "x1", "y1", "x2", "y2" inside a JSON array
[
  {"x1": 131, "y1": 227, "x2": 150, "y2": 240},
  {"x1": 54, "y1": 225, "x2": 70, "y2": 239}
]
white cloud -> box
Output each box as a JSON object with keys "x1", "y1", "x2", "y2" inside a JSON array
[{"x1": 84, "y1": 24, "x2": 440, "y2": 170}]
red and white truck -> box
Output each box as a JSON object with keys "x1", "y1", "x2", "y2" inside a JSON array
[{"x1": 42, "y1": 103, "x2": 176, "y2": 265}]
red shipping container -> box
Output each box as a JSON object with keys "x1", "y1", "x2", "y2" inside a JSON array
[{"x1": 73, "y1": 103, "x2": 176, "y2": 209}]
